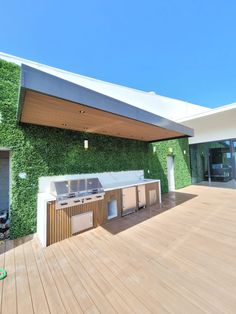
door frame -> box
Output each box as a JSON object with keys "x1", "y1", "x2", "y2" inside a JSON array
[
  {"x1": 167, "y1": 155, "x2": 175, "y2": 191},
  {"x1": 231, "y1": 140, "x2": 236, "y2": 179},
  {"x1": 0, "y1": 148, "x2": 11, "y2": 213}
]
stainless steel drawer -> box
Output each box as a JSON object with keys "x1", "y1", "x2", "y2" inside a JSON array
[{"x1": 71, "y1": 211, "x2": 93, "y2": 234}]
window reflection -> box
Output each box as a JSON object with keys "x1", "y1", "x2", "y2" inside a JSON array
[{"x1": 190, "y1": 140, "x2": 235, "y2": 187}]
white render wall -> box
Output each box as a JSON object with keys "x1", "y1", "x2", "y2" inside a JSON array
[{"x1": 183, "y1": 107, "x2": 236, "y2": 144}]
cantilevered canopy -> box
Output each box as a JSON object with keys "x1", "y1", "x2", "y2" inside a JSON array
[{"x1": 18, "y1": 65, "x2": 193, "y2": 142}]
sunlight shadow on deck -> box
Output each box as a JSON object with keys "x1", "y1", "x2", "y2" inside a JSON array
[
  {"x1": 0, "y1": 234, "x2": 35, "y2": 255},
  {"x1": 102, "y1": 191, "x2": 198, "y2": 235}
]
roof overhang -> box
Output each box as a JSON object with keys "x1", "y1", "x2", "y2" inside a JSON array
[{"x1": 18, "y1": 64, "x2": 194, "y2": 142}]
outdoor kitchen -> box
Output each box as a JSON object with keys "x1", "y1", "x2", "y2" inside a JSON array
[
  {"x1": 37, "y1": 170, "x2": 161, "y2": 246},
  {"x1": 16, "y1": 63, "x2": 193, "y2": 247}
]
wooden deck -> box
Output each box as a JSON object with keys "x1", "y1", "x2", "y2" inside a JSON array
[{"x1": 1, "y1": 185, "x2": 236, "y2": 313}]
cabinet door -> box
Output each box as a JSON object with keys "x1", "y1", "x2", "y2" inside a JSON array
[
  {"x1": 71, "y1": 211, "x2": 93, "y2": 235},
  {"x1": 138, "y1": 185, "x2": 146, "y2": 208},
  {"x1": 107, "y1": 199, "x2": 118, "y2": 220},
  {"x1": 122, "y1": 187, "x2": 136, "y2": 216},
  {"x1": 149, "y1": 189, "x2": 158, "y2": 206}
]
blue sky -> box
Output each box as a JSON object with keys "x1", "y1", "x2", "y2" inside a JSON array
[{"x1": 1, "y1": 0, "x2": 236, "y2": 108}]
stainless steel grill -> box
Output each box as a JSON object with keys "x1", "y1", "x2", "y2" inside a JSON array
[{"x1": 51, "y1": 178, "x2": 105, "y2": 209}]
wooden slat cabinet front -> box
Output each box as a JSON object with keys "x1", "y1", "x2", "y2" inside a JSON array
[{"x1": 47, "y1": 200, "x2": 103, "y2": 246}]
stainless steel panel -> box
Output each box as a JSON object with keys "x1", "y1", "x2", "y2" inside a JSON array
[
  {"x1": 138, "y1": 185, "x2": 146, "y2": 208},
  {"x1": 52, "y1": 181, "x2": 69, "y2": 196},
  {"x1": 87, "y1": 178, "x2": 103, "y2": 191},
  {"x1": 51, "y1": 177, "x2": 105, "y2": 209},
  {"x1": 108, "y1": 199, "x2": 118, "y2": 220},
  {"x1": 70, "y1": 179, "x2": 86, "y2": 193},
  {"x1": 122, "y1": 187, "x2": 136, "y2": 216},
  {"x1": 71, "y1": 211, "x2": 93, "y2": 234}
]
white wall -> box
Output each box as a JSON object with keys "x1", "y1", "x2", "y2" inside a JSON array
[{"x1": 183, "y1": 108, "x2": 236, "y2": 144}]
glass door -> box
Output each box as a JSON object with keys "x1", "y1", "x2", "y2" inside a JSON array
[
  {"x1": 232, "y1": 141, "x2": 236, "y2": 180},
  {"x1": 207, "y1": 140, "x2": 233, "y2": 186},
  {"x1": 190, "y1": 140, "x2": 236, "y2": 188}
]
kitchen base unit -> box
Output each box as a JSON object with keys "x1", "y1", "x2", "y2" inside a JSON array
[
  {"x1": 46, "y1": 200, "x2": 101, "y2": 246},
  {"x1": 37, "y1": 171, "x2": 161, "y2": 246}
]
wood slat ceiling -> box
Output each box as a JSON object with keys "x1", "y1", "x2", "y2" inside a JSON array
[{"x1": 20, "y1": 90, "x2": 185, "y2": 141}]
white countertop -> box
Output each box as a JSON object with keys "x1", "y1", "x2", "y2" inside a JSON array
[
  {"x1": 38, "y1": 192, "x2": 56, "y2": 201},
  {"x1": 103, "y1": 179, "x2": 160, "y2": 191},
  {"x1": 38, "y1": 178, "x2": 160, "y2": 199}
]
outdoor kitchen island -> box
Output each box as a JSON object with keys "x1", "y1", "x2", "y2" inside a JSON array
[{"x1": 37, "y1": 171, "x2": 161, "y2": 247}]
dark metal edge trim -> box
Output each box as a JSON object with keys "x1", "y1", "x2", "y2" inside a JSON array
[{"x1": 18, "y1": 64, "x2": 194, "y2": 137}]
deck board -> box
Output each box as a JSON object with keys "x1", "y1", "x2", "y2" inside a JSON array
[
  {"x1": 23, "y1": 238, "x2": 50, "y2": 313},
  {"x1": 1, "y1": 240, "x2": 16, "y2": 314},
  {"x1": 70, "y1": 236, "x2": 151, "y2": 314},
  {"x1": 59, "y1": 240, "x2": 117, "y2": 313},
  {"x1": 15, "y1": 238, "x2": 34, "y2": 314},
  {"x1": 51, "y1": 242, "x2": 99, "y2": 313},
  {"x1": 31, "y1": 237, "x2": 66, "y2": 313},
  {"x1": 0, "y1": 185, "x2": 236, "y2": 313},
  {"x1": 43, "y1": 245, "x2": 83, "y2": 313},
  {"x1": 0, "y1": 241, "x2": 5, "y2": 312}
]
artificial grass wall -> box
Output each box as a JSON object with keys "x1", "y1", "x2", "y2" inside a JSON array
[
  {"x1": 0, "y1": 59, "x2": 191, "y2": 238},
  {"x1": 149, "y1": 139, "x2": 191, "y2": 193}
]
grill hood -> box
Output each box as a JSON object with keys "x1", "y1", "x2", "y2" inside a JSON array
[{"x1": 50, "y1": 178, "x2": 105, "y2": 209}]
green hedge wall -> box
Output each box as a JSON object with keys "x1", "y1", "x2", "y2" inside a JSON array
[
  {"x1": 0, "y1": 59, "x2": 191, "y2": 239},
  {"x1": 148, "y1": 139, "x2": 191, "y2": 193}
]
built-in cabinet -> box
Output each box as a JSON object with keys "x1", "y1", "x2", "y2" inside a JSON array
[
  {"x1": 122, "y1": 187, "x2": 137, "y2": 216},
  {"x1": 145, "y1": 182, "x2": 161, "y2": 207},
  {"x1": 137, "y1": 184, "x2": 146, "y2": 208},
  {"x1": 46, "y1": 181, "x2": 160, "y2": 246},
  {"x1": 107, "y1": 200, "x2": 118, "y2": 220},
  {"x1": 103, "y1": 189, "x2": 122, "y2": 223}
]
